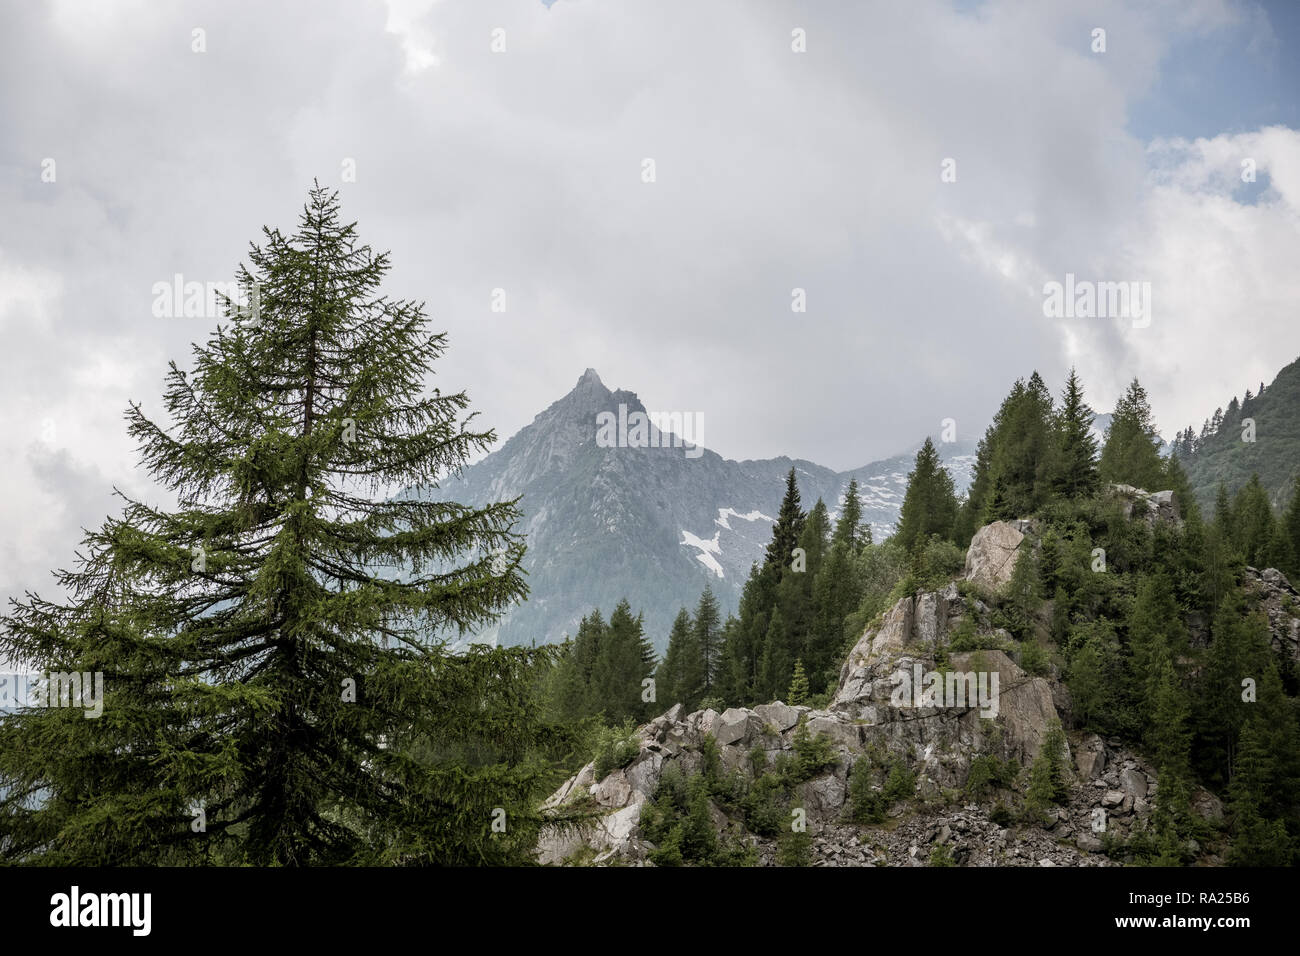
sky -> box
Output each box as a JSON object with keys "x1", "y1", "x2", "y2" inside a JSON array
[{"x1": 1, "y1": 0, "x2": 1299, "y2": 608}]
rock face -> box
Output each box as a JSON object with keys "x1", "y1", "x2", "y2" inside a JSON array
[
  {"x1": 1106, "y1": 484, "x2": 1180, "y2": 527},
  {"x1": 536, "y1": 527, "x2": 1164, "y2": 866},
  {"x1": 963, "y1": 521, "x2": 1025, "y2": 593},
  {"x1": 1245, "y1": 566, "x2": 1300, "y2": 664}
]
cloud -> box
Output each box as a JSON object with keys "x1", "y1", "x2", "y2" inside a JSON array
[{"x1": 0, "y1": 0, "x2": 1295, "y2": 603}]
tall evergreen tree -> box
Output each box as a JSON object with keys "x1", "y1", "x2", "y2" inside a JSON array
[
  {"x1": 833, "y1": 479, "x2": 867, "y2": 551},
  {"x1": 0, "y1": 186, "x2": 564, "y2": 865},
  {"x1": 1284, "y1": 475, "x2": 1300, "y2": 580},
  {"x1": 765, "y1": 468, "x2": 806, "y2": 573},
  {"x1": 655, "y1": 608, "x2": 697, "y2": 711},
  {"x1": 1099, "y1": 378, "x2": 1165, "y2": 490},
  {"x1": 895, "y1": 437, "x2": 957, "y2": 552},
  {"x1": 1231, "y1": 474, "x2": 1278, "y2": 568},
  {"x1": 1052, "y1": 366, "x2": 1099, "y2": 498},
  {"x1": 595, "y1": 599, "x2": 654, "y2": 723},
  {"x1": 692, "y1": 585, "x2": 723, "y2": 701},
  {"x1": 965, "y1": 373, "x2": 1055, "y2": 527}
]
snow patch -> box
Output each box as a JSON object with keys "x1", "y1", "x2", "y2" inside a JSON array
[
  {"x1": 681, "y1": 528, "x2": 725, "y2": 578},
  {"x1": 713, "y1": 507, "x2": 773, "y2": 531}
]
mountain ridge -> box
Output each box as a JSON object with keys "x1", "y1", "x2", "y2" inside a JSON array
[{"x1": 420, "y1": 370, "x2": 976, "y2": 651}]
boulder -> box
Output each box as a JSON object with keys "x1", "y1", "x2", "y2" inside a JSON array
[
  {"x1": 713, "y1": 707, "x2": 760, "y2": 746},
  {"x1": 1075, "y1": 734, "x2": 1106, "y2": 780},
  {"x1": 964, "y1": 521, "x2": 1025, "y2": 593},
  {"x1": 1119, "y1": 767, "x2": 1148, "y2": 800},
  {"x1": 755, "y1": 701, "x2": 800, "y2": 732}
]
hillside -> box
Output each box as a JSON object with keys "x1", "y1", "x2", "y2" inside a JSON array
[{"x1": 1178, "y1": 356, "x2": 1300, "y2": 512}]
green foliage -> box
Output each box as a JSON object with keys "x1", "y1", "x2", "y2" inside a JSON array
[
  {"x1": 0, "y1": 186, "x2": 571, "y2": 866},
  {"x1": 790, "y1": 717, "x2": 839, "y2": 782},
  {"x1": 1023, "y1": 721, "x2": 1069, "y2": 823},
  {"x1": 1099, "y1": 378, "x2": 1166, "y2": 491},
  {"x1": 592, "y1": 721, "x2": 641, "y2": 781},
  {"x1": 1179, "y1": 357, "x2": 1300, "y2": 517},
  {"x1": 1053, "y1": 367, "x2": 1100, "y2": 499},
  {"x1": 928, "y1": 843, "x2": 956, "y2": 867},
  {"x1": 845, "y1": 749, "x2": 913, "y2": 825},
  {"x1": 640, "y1": 761, "x2": 757, "y2": 867},
  {"x1": 896, "y1": 437, "x2": 959, "y2": 553},
  {"x1": 965, "y1": 371, "x2": 1056, "y2": 527},
  {"x1": 787, "y1": 659, "x2": 810, "y2": 706},
  {"x1": 776, "y1": 810, "x2": 813, "y2": 867},
  {"x1": 965, "y1": 754, "x2": 1017, "y2": 800}
]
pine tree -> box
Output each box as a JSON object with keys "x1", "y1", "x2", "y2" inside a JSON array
[
  {"x1": 655, "y1": 608, "x2": 697, "y2": 711},
  {"x1": 773, "y1": 499, "x2": 829, "y2": 687},
  {"x1": 765, "y1": 469, "x2": 806, "y2": 574},
  {"x1": 966, "y1": 374, "x2": 1055, "y2": 523},
  {"x1": 807, "y1": 535, "x2": 860, "y2": 694},
  {"x1": 595, "y1": 599, "x2": 653, "y2": 723},
  {"x1": 1227, "y1": 717, "x2": 1294, "y2": 866},
  {"x1": 0, "y1": 185, "x2": 567, "y2": 866},
  {"x1": 1024, "y1": 720, "x2": 1069, "y2": 821},
  {"x1": 787, "y1": 659, "x2": 810, "y2": 706},
  {"x1": 1284, "y1": 475, "x2": 1300, "y2": 581},
  {"x1": 554, "y1": 610, "x2": 607, "y2": 720},
  {"x1": 692, "y1": 586, "x2": 723, "y2": 700},
  {"x1": 1099, "y1": 378, "x2": 1165, "y2": 490},
  {"x1": 1232, "y1": 474, "x2": 1278, "y2": 568},
  {"x1": 759, "y1": 607, "x2": 790, "y2": 703},
  {"x1": 833, "y1": 479, "x2": 867, "y2": 551},
  {"x1": 1053, "y1": 366, "x2": 1099, "y2": 498},
  {"x1": 895, "y1": 437, "x2": 957, "y2": 552}
]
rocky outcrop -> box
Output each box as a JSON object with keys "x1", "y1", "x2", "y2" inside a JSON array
[
  {"x1": 1244, "y1": 566, "x2": 1300, "y2": 664},
  {"x1": 535, "y1": 526, "x2": 1169, "y2": 865},
  {"x1": 1106, "y1": 484, "x2": 1180, "y2": 527},
  {"x1": 963, "y1": 521, "x2": 1025, "y2": 593}
]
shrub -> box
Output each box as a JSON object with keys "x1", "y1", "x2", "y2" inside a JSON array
[
  {"x1": 592, "y1": 721, "x2": 640, "y2": 780},
  {"x1": 929, "y1": 843, "x2": 956, "y2": 867}
]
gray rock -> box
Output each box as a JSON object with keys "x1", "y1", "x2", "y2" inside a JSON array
[
  {"x1": 1119, "y1": 767, "x2": 1148, "y2": 800},
  {"x1": 754, "y1": 701, "x2": 800, "y2": 732},
  {"x1": 964, "y1": 521, "x2": 1026, "y2": 594}
]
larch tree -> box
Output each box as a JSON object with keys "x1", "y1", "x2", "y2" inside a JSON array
[{"x1": 0, "y1": 185, "x2": 572, "y2": 866}]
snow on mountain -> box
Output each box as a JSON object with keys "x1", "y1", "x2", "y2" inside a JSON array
[{"x1": 420, "y1": 371, "x2": 978, "y2": 651}]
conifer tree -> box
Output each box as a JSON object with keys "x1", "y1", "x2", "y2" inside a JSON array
[
  {"x1": 1099, "y1": 378, "x2": 1165, "y2": 490},
  {"x1": 1283, "y1": 475, "x2": 1300, "y2": 580},
  {"x1": 772, "y1": 499, "x2": 828, "y2": 684},
  {"x1": 655, "y1": 608, "x2": 697, "y2": 711},
  {"x1": 1231, "y1": 474, "x2": 1278, "y2": 568},
  {"x1": 595, "y1": 599, "x2": 654, "y2": 723},
  {"x1": 1052, "y1": 367, "x2": 1099, "y2": 498},
  {"x1": 765, "y1": 469, "x2": 806, "y2": 573},
  {"x1": 692, "y1": 586, "x2": 723, "y2": 700},
  {"x1": 833, "y1": 479, "x2": 867, "y2": 551},
  {"x1": 787, "y1": 659, "x2": 810, "y2": 706},
  {"x1": 759, "y1": 607, "x2": 789, "y2": 703},
  {"x1": 1226, "y1": 723, "x2": 1292, "y2": 865},
  {"x1": 0, "y1": 186, "x2": 562, "y2": 866},
  {"x1": 896, "y1": 438, "x2": 957, "y2": 552},
  {"x1": 966, "y1": 374, "x2": 1055, "y2": 524}
]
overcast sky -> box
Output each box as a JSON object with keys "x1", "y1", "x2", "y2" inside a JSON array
[{"x1": 2, "y1": 0, "x2": 1299, "y2": 607}]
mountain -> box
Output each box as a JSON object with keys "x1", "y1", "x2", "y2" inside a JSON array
[
  {"x1": 1177, "y1": 355, "x2": 1300, "y2": 512},
  {"x1": 418, "y1": 370, "x2": 975, "y2": 651}
]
